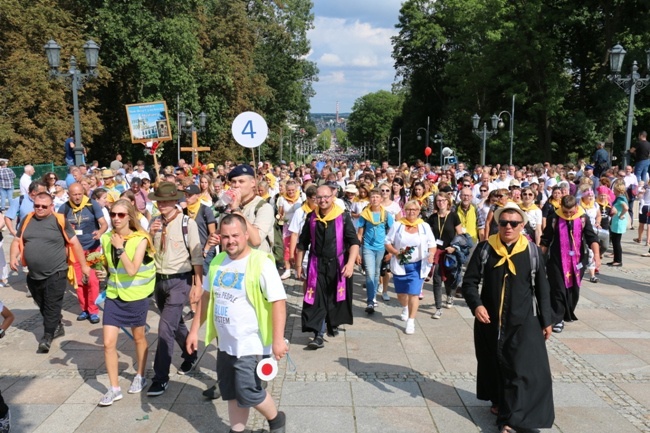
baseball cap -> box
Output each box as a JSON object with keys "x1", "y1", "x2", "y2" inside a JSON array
[
  {"x1": 227, "y1": 164, "x2": 255, "y2": 180},
  {"x1": 184, "y1": 184, "x2": 200, "y2": 195}
]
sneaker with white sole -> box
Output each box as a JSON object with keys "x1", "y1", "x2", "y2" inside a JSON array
[
  {"x1": 405, "y1": 318, "x2": 415, "y2": 334},
  {"x1": 400, "y1": 307, "x2": 409, "y2": 321},
  {"x1": 445, "y1": 297, "x2": 454, "y2": 309},
  {"x1": 0, "y1": 409, "x2": 10, "y2": 433},
  {"x1": 128, "y1": 375, "x2": 147, "y2": 394},
  {"x1": 99, "y1": 388, "x2": 123, "y2": 406},
  {"x1": 280, "y1": 269, "x2": 291, "y2": 280},
  {"x1": 432, "y1": 309, "x2": 443, "y2": 319},
  {"x1": 382, "y1": 292, "x2": 390, "y2": 301}
]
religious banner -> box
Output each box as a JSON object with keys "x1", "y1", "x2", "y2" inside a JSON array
[{"x1": 125, "y1": 101, "x2": 173, "y2": 143}]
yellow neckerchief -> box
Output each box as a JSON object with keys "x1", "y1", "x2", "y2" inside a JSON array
[
  {"x1": 519, "y1": 202, "x2": 539, "y2": 212},
  {"x1": 300, "y1": 201, "x2": 315, "y2": 213},
  {"x1": 556, "y1": 206, "x2": 584, "y2": 221},
  {"x1": 315, "y1": 203, "x2": 344, "y2": 227},
  {"x1": 398, "y1": 217, "x2": 424, "y2": 227},
  {"x1": 260, "y1": 193, "x2": 270, "y2": 200},
  {"x1": 487, "y1": 233, "x2": 528, "y2": 276},
  {"x1": 580, "y1": 198, "x2": 595, "y2": 209},
  {"x1": 596, "y1": 198, "x2": 609, "y2": 208},
  {"x1": 186, "y1": 200, "x2": 202, "y2": 219},
  {"x1": 549, "y1": 198, "x2": 561, "y2": 209},
  {"x1": 360, "y1": 205, "x2": 386, "y2": 226},
  {"x1": 415, "y1": 191, "x2": 431, "y2": 205},
  {"x1": 281, "y1": 192, "x2": 299, "y2": 204},
  {"x1": 265, "y1": 173, "x2": 277, "y2": 189},
  {"x1": 123, "y1": 230, "x2": 156, "y2": 256},
  {"x1": 69, "y1": 195, "x2": 90, "y2": 213}
]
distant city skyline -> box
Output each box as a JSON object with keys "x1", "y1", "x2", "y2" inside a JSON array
[{"x1": 308, "y1": 0, "x2": 402, "y2": 113}]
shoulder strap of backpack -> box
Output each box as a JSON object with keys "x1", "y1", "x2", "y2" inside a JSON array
[
  {"x1": 181, "y1": 214, "x2": 190, "y2": 254},
  {"x1": 254, "y1": 199, "x2": 266, "y2": 216},
  {"x1": 528, "y1": 241, "x2": 539, "y2": 316}
]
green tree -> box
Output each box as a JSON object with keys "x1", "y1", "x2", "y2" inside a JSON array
[
  {"x1": 317, "y1": 128, "x2": 331, "y2": 151},
  {"x1": 347, "y1": 90, "x2": 403, "y2": 159}
]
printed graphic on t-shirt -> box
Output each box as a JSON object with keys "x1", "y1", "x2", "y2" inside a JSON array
[{"x1": 213, "y1": 268, "x2": 245, "y2": 325}]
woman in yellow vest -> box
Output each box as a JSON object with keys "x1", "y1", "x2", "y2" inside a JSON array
[{"x1": 98, "y1": 199, "x2": 155, "y2": 406}]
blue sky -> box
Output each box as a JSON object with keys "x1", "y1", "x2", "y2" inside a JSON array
[{"x1": 308, "y1": 0, "x2": 403, "y2": 113}]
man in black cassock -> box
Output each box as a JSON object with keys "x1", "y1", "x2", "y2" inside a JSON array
[
  {"x1": 463, "y1": 202, "x2": 554, "y2": 433},
  {"x1": 295, "y1": 184, "x2": 359, "y2": 350}
]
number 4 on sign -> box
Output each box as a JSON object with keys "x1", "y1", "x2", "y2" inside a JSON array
[
  {"x1": 242, "y1": 120, "x2": 256, "y2": 138},
  {"x1": 231, "y1": 111, "x2": 268, "y2": 149}
]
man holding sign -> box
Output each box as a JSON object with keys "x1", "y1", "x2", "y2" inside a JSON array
[{"x1": 187, "y1": 213, "x2": 288, "y2": 433}]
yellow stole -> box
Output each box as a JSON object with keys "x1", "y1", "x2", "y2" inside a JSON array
[
  {"x1": 519, "y1": 203, "x2": 539, "y2": 212},
  {"x1": 315, "y1": 204, "x2": 344, "y2": 228},
  {"x1": 281, "y1": 193, "x2": 299, "y2": 205},
  {"x1": 549, "y1": 198, "x2": 561, "y2": 209},
  {"x1": 360, "y1": 206, "x2": 386, "y2": 226},
  {"x1": 69, "y1": 195, "x2": 90, "y2": 213},
  {"x1": 556, "y1": 206, "x2": 585, "y2": 221},
  {"x1": 580, "y1": 199, "x2": 595, "y2": 210},
  {"x1": 186, "y1": 200, "x2": 202, "y2": 219}
]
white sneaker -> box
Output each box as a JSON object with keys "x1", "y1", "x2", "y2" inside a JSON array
[
  {"x1": 405, "y1": 318, "x2": 415, "y2": 334},
  {"x1": 128, "y1": 375, "x2": 147, "y2": 394},
  {"x1": 432, "y1": 309, "x2": 443, "y2": 319},
  {"x1": 382, "y1": 292, "x2": 390, "y2": 301},
  {"x1": 400, "y1": 307, "x2": 409, "y2": 321},
  {"x1": 99, "y1": 388, "x2": 123, "y2": 406},
  {"x1": 280, "y1": 269, "x2": 291, "y2": 280}
]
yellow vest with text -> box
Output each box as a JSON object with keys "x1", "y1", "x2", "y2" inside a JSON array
[
  {"x1": 457, "y1": 204, "x2": 479, "y2": 243},
  {"x1": 101, "y1": 233, "x2": 155, "y2": 301}
]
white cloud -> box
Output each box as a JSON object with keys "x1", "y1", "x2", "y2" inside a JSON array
[{"x1": 308, "y1": 14, "x2": 399, "y2": 112}]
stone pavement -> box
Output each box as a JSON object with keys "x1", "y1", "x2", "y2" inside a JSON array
[{"x1": 2, "y1": 230, "x2": 650, "y2": 433}]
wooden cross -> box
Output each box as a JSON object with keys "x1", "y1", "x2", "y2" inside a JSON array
[{"x1": 180, "y1": 131, "x2": 210, "y2": 168}]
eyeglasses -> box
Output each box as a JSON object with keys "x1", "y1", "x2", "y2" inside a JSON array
[
  {"x1": 109, "y1": 212, "x2": 127, "y2": 219},
  {"x1": 33, "y1": 204, "x2": 50, "y2": 209},
  {"x1": 522, "y1": 193, "x2": 534, "y2": 196},
  {"x1": 404, "y1": 208, "x2": 419, "y2": 212},
  {"x1": 480, "y1": 189, "x2": 488, "y2": 192},
  {"x1": 463, "y1": 184, "x2": 471, "y2": 187},
  {"x1": 495, "y1": 194, "x2": 504, "y2": 198},
  {"x1": 435, "y1": 200, "x2": 447, "y2": 203},
  {"x1": 498, "y1": 220, "x2": 523, "y2": 228},
  {"x1": 315, "y1": 195, "x2": 332, "y2": 201}
]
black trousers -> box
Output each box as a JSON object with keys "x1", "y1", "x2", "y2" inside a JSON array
[
  {"x1": 611, "y1": 232, "x2": 623, "y2": 263},
  {"x1": 27, "y1": 270, "x2": 67, "y2": 336},
  {"x1": 0, "y1": 389, "x2": 7, "y2": 418}
]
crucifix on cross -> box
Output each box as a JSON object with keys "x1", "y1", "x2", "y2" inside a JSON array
[{"x1": 180, "y1": 130, "x2": 210, "y2": 168}]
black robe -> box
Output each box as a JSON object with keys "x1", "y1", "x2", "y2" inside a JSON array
[
  {"x1": 540, "y1": 213, "x2": 598, "y2": 323},
  {"x1": 297, "y1": 210, "x2": 360, "y2": 334},
  {"x1": 462, "y1": 239, "x2": 555, "y2": 430}
]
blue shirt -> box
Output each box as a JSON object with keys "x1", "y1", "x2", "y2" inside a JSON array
[
  {"x1": 5, "y1": 195, "x2": 34, "y2": 224},
  {"x1": 58, "y1": 199, "x2": 105, "y2": 250},
  {"x1": 65, "y1": 137, "x2": 75, "y2": 160},
  {"x1": 359, "y1": 211, "x2": 394, "y2": 251}
]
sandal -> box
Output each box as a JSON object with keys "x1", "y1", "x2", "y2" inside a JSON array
[
  {"x1": 633, "y1": 238, "x2": 640, "y2": 243},
  {"x1": 589, "y1": 276, "x2": 599, "y2": 283},
  {"x1": 490, "y1": 404, "x2": 499, "y2": 415}
]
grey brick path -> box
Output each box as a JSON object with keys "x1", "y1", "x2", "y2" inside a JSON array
[{"x1": 2, "y1": 230, "x2": 650, "y2": 432}]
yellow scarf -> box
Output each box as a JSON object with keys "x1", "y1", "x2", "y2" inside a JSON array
[
  {"x1": 186, "y1": 200, "x2": 202, "y2": 220},
  {"x1": 260, "y1": 193, "x2": 270, "y2": 200},
  {"x1": 123, "y1": 230, "x2": 156, "y2": 256},
  {"x1": 519, "y1": 203, "x2": 539, "y2": 212},
  {"x1": 315, "y1": 203, "x2": 344, "y2": 228},
  {"x1": 360, "y1": 206, "x2": 386, "y2": 226},
  {"x1": 399, "y1": 217, "x2": 424, "y2": 227},
  {"x1": 300, "y1": 202, "x2": 314, "y2": 213},
  {"x1": 69, "y1": 195, "x2": 90, "y2": 213},
  {"x1": 580, "y1": 199, "x2": 595, "y2": 210},
  {"x1": 487, "y1": 233, "x2": 528, "y2": 276},
  {"x1": 549, "y1": 198, "x2": 561, "y2": 209},
  {"x1": 556, "y1": 206, "x2": 585, "y2": 221},
  {"x1": 415, "y1": 192, "x2": 431, "y2": 206},
  {"x1": 596, "y1": 199, "x2": 609, "y2": 208},
  {"x1": 282, "y1": 192, "x2": 299, "y2": 205}
]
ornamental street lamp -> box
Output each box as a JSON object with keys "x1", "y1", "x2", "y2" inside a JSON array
[
  {"x1": 607, "y1": 43, "x2": 650, "y2": 168},
  {"x1": 432, "y1": 133, "x2": 444, "y2": 166},
  {"x1": 178, "y1": 109, "x2": 208, "y2": 167},
  {"x1": 472, "y1": 114, "x2": 499, "y2": 166},
  {"x1": 391, "y1": 128, "x2": 402, "y2": 166},
  {"x1": 416, "y1": 116, "x2": 431, "y2": 164},
  {"x1": 497, "y1": 95, "x2": 516, "y2": 165},
  {"x1": 44, "y1": 39, "x2": 100, "y2": 166}
]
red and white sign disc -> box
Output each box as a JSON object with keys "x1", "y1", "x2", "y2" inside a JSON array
[{"x1": 256, "y1": 357, "x2": 278, "y2": 381}]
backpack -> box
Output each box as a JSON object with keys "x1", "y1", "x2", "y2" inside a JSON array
[
  {"x1": 478, "y1": 240, "x2": 540, "y2": 317},
  {"x1": 17, "y1": 212, "x2": 72, "y2": 266}
]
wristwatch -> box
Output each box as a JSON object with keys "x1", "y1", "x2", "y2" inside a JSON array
[
  {"x1": 0, "y1": 328, "x2": 5, "y2": 338},
  {"x1": 115, "y1": 248, "x2": 125, "y2": 257}
]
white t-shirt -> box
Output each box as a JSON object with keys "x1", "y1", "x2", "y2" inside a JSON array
[
  {"x1": 382, "y1": 201, "x2": 402, "y2": 218},
  {"x1": 204, "y1": 254, "x2": 286, "y2": 357}
]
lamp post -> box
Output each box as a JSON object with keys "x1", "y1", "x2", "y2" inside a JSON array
[
  {"x1": 432, "y1": 133, "x2": 443, "y2": 166},
  {"x1": 178, "y1": 110, "x2": 208, "y2": 167},
  {"x1": 607, "y1": 43, "x2": 650, "y2": 168},
  {"x1": 472, "y1": 114, "x2": 499, "y2": 166},
  {"x1": 391, "y1": 128, "x2": 402, "y2": 166},
  {"x1": 497, "y1": 95, "x2": 516, "y2": 165},
  {"x1": 416, "y1": 116, "x2": 431, "y2": 164},
  {"x1": 44, "y1": 39, "x2": 100, "y2": 167}
]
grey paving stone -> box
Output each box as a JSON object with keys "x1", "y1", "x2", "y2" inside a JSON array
[
  {"x1": 31, "y1": 403, "x2": 95, "y2": 433},
  {"x1": 280, "y1": 406, "x2": 355, "y2": 433},
  {"x1": 452, "y1": 380, "x2": 491, "y2": 407},
  {"x1": 157, "y1": 403, "x2": 231, "y2": 433},
  {"x1": 355, "y1": 406, "x2": 436, "y2": 433},
  {"x1": 281, "y1": 381, "x2": 352, "y2": 407},
  {"x1": 581, "y1": 354, "x2": 648, "y2": 374},
  {"x1": 7, "y1": 404, "x2": 57, "y2": 433},
  {"x1": 351, "y1": 379, "x2": 426, "y2": 407},
  {"x1": 554, "y1": 406, "x2": 643, "y2": 433},
  {"x1": 419, "y1": 380, "x2": 464, "y2": 407},
  {"x1": 552, "y1": 382, "x2": 609, "y2": 408}
]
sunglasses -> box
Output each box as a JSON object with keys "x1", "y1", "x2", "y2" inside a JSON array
[
  {"x1": 522, "y1": 193, "x2": 534, "y2": 196},
  {"x1": 495, "y1": 194, "x2": 504, "y2": 198},
  {"x1": 380, "y1": 189, "x2": 390, "y2": 192},
  {"x1": 480, "y1": 189, "x2": 488, "y2": 192},
  {"x1": 498, "y1": 220, "x2": 523, "y2": 228},
  {"x1": 463, "y1": 184, "x2": 471, "y2": 187},
  {"x1": 33, "y1": 204, "x2": 50, "y2": 209},
  {"x1": 109, "y1": 212, "x2": 128, "y2": 219}
]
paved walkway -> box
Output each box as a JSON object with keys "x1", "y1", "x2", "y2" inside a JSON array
[{"x1": 2, "y1": 229, "x2": 650, "y2": 433}]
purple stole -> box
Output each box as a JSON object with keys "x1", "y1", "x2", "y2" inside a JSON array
[
  {"x1": 558, "y1": 216, "x2": 583, "y2": 288},
  {"x1": 304, "y1": 212, "x2": 346, "y2": 305}
]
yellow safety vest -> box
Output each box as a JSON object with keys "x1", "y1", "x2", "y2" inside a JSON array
[{"x1": 101, "y1": 233, "x2": 155, "y2": 301}]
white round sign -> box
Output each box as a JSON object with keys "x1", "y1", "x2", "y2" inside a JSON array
[
  {"x1": 256, "y1": 357, "x2": 278, "y2": 381},
  {"x1": 231, "y1": 111, "x2": 268, "y2": 148}
]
